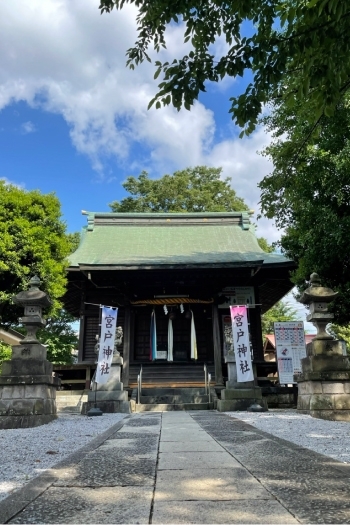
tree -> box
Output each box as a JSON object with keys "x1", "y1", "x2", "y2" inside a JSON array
[
  {"x1": 0, "y1": 181, "x2": 74, "y2": 326},
  {"x1": 110, "y1": 167, "x2": 249, "y2": 212},
  {"x1": 261, "y1": 301, "x2": 300, "y2": 337},
  {"x1": 328, "y1": 324, "x2": 350, "y2": 353},
  {"x1": 37, "y1": 310, "x2": 78, "y2": 365},
  {"x1": 99, "y1": 0, "x2": 350, "y2": 135},
  {"x1": 111, "y1": 166, "x2": 273, "y2": 251},
  {"x1": 0, "y1": 341, "x2": 11, "y2": 374},
  {"x1": 259, "y1": 91, "x2": 350, "y2": 324}
]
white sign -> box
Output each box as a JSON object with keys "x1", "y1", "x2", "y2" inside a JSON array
[
  {"x1": 219, "y1": 287, "x2": 255, "y2": 308},
  {"x1": 95, "y1": 306, "x2": 118, "y2": 384},
  {"x1": 274, "y1": 321, "x2": 306, "y2": 384},
  {"x1": 230, "y1": 306, "x2": 254, "y2": 382}
]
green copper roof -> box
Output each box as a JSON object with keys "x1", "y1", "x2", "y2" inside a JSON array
[{"x1": 68, "y1": 212, "x2": 292, "y2": 268}]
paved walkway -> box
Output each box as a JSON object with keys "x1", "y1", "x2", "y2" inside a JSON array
[{"x1": 1, "y1": 411, "x2": 350, "y2": 523}]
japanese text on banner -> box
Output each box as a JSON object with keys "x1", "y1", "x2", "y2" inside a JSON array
[
  {"x1": 95, "y1": 306, "x2": 118, "y2": 384},
  {"x1": 230, "y1": 306, "x2": 254, "y2": 382}
]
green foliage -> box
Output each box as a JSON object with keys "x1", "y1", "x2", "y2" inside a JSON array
[
  {"x1": 99, "y1": 0, "x2": 350, "y2": 134},
  {"x1": 0, "y1": 181, "x2": 73, "y2": 326},
  {"x1": 0, "y1": 340, "x2": 12, "y2": 374},
  {"x1": 259, "y1": 91, "x2": 350, "y2": 324},
  {"x1": 257, "y1": 237, "x2": 274, "y2": 253},
  {"x1": 328, "y1": 324, "x2": 350, "y2": 352},
  {"x1": 38, "y1": 310, "x2": 78, "y2": 364},
  {"x1": 110, "y1": 167, "x2": 249, "y2": 213},
  {"x1": 261, "y1": 301, "x2": 300, "y2": 336}
]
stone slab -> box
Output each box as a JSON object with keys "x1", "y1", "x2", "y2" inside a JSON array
[
  {"x1": 152, "y1": 500, "x2": 298, "y2": 524},
  {"x1": 53, "y1": 451, "x2": 157, "y2": 487},
  {"x1": 158, "y1": 451, "x2": 241, "y2": 470},
  {"x1": 160, "y1": 430, "x2": 211, "y2": 441},
  {"x1": 118, "y1": 424, "x2": 160, "y2": 434},
  {"x1": 161, "y1": 425, "x2": 201, "y2": 432},
  {"x1": 159, "y1": 440, "x2": 224, "y2": 452},
  {"x1": 155, "y1": 467, "x2": 272, "y2": 501},
  {"x1": 100, "y1": 437, "x2": 159, "y2": 454},
  {"x1": 9, "y1": 486, "x2": 153, "y2": 524}
]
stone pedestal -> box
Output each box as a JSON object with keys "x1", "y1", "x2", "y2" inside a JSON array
[
  {"x1": 84, "y1": 355, "x2": 130, "y2": 414},
  {"x1": 0, "y1": 343, "x2": 60, "y2": 429},
  {"x1": 297, "y1": 340, "x2": 350, "y2": 421},
  {"x1": 296, "y1": 273, "x2": 350, "y2": 421},
  {"x1": 217, "y1": 353, "x2": 266, "y2": 411}
]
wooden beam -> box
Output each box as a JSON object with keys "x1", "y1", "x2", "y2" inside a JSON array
[{"x1": 212, "y1": 304, "x2": 224, "y2": 386}]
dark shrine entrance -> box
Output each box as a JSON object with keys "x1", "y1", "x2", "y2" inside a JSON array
[{"x1": 133, "y1": 304, "x2": 214, "y2": 363}]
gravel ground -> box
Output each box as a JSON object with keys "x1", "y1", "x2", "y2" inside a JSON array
[
  {"x1": 0, "y1": 413, "x2": 126, "y2": 502},
  {"x1": 226, "y1": 409, "x2": 350, "y2": 464}
]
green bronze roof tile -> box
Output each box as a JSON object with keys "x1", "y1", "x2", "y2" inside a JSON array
[{"x1": 68, "y1": 212, "x2": 291, "y2": 268}]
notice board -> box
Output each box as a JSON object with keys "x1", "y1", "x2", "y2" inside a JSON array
[{"x1": 273, "y1": 321, "x2": 307, "y2": 384}]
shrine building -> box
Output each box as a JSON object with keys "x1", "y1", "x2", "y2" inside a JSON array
[{"x1": 62, "y1": 211, "x2": 295, "y2": 393}]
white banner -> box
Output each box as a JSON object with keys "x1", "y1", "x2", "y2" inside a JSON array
[
  {"x1": 230, "y1": 306, "x2": 254, "y2": 382},
  {"x1": 95, "y1": 306, "x2": 118, "y2": 384}
]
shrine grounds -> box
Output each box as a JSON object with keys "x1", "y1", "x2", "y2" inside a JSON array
[{"x1": 1, "y1": 409, "x2": 350, "y2": 523}]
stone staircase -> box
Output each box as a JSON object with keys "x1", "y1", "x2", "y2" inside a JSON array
[
  {"x1": 131, "y1": 387, "x2": 217, "y2": 412},
  {"x1": 56, "y1": 390, "x2": 88, "y2": 414},
  {"x1": 129, "y1": 362, "x2": 215, "y2": 388}
]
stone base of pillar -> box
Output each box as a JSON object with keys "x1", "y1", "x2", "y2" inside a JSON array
[
  {"x1": 297, "y1": 376, "x2": 350, "y2": 421},
  {"x1": 0, "y1": 413, "x2": 57, "y2": 429},
  {"x1": 0, "y1": 343, "x2": 60, "y2": 429},
  {"x1": 217, "y1": 352, "x2": 266, "y2": 411},
  {"x1": 296, "y1": 354, "x2": 350, "y2": 421},
  {"x1": 217, "y1": 387, "x2": 267, "y2": 411},
  {"x1": 85, "y1": 355, "x2": 131, "y2": 413},
  {"x1": 83, "y1": 393, "x2": 131, "y2": 415}
]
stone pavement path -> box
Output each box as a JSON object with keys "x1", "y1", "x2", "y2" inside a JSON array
[{"x1": 2, "y1": 411, "x2": 350, "y2": 523}]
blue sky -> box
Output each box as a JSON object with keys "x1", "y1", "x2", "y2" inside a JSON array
[
  {"x1": 0, "y1": 0, "x2": 312, "y2": 326},
  {"x1": 0, "y1": 1, "x2": 275, "y2": 236}
]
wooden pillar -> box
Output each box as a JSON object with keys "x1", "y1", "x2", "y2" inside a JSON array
[
  {"x1": 253, "y1": 305, "x2": 264, "y2": 361},
  {"x1": 123, "y1": 306, "x2": 131, "y2": 387},
  {"x1": 77, "y1": 284, "x2": 86, "y2": 363},
  {"x1": 212, "y1": 304, "x2": 223, "y2": 386}
]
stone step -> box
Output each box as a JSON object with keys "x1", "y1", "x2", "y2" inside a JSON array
[
  {"x1": 135, "y1": 402, "x2": 213, "y2": 412},
  {"x1": 57, "y1": 405, "x2": 82, "y2": 414},
  {"x1": 140, "y1": 395, "x2": 210, "y2": 404},
  {"x1": 56, "y1": 393, "x2": 88, "y2": 414}
]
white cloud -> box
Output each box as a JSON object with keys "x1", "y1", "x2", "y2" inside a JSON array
[
  {"x1": 20, "y1": 121, "x2": 36, "y2": 134},
  {"x1": 200, "y1": 126, "x2": 280, "y2": 242},
  {"x1": 0, "y1": 177, "x2": 25, "y2": 188}
]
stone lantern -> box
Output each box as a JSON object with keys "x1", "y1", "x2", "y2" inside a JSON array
[
  {"x1": 300, "y1": 272, "x2": 338, "y2": 343},
  {"x1": 296, "y1": 273, "x2": 350, "y2": 421},
  {"x1": 0, "y1": 276, "x2": 61, "y2": 429},
  {"x1": 14, "y1": 275, "x2": 52, "y2": 343}
]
